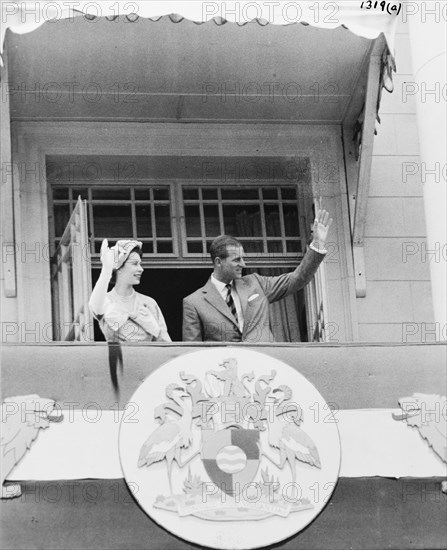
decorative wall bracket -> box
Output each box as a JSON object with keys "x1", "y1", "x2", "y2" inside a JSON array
[{"x1": 351, "y1": 37, "x2": 392, "y2": 298}]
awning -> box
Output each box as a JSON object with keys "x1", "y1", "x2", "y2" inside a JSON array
[{"x1": 1, "y1": 1, "x2": 399, "y2": 59}]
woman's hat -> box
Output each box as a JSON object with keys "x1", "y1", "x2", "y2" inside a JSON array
[{"x1": 111, "y1": 240, "x2": 143, "y2": 270}]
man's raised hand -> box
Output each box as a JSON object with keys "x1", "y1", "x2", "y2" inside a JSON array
[{"x1": 312, "y1": 198, "x2": 333, "y2": 247}]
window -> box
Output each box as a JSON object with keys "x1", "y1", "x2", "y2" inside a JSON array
[
  {"x1": 182, "y1": 185, "x2": 306, "y2": 258},
  {"x1": 47, "y1": 154, "x2": 326, "y2": 342},
  {"x1": 51, "y1": 184, "x2": 176, "y2": 256},
  {"x1": 50, "y1": 184, "x2": 310, "y2": 267}
]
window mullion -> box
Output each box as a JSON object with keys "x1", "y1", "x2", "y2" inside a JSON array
[
  {"x1": 176, "y1": 184, "x2": 187, "y2": 257},
  {"x1": 149, "y1": 187, "x2": 157, "y2": 254},
  {"x1": 277, "y1": 188, "x2": 287, "y2": 254},
  {"x1": 258, "y1": 187, "x2": 267, "y2": 253},
  {"x1": 170, "y1": 182, "x2": 180, "y2": 257},
  {"x1": 198, "y1": 188, "x2": 207, "y2": 255},
  {"x1": 130, "y1": 187, "x2": 137, "y2": 239},
  {"x1": 217, "y1": 187, "x2": 225, "y2": 234},
  {"x1": 296, "y1": 182, "x2": 308, "y2": 252}
]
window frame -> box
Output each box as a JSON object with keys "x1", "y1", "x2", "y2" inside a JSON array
[
  {"x1": 49, "y1": 176, "x2": 314, "y2": 270},
  {"x1": 11, "y1": 121, "x2": 357, "y2": 342},
  {"x1": 49, "y1": 180, "x2": 179, "y2": 262},
  {"x1": 178, "y1": 180, "x2": 311, "y2": 264}
]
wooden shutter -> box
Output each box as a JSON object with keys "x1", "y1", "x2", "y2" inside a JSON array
[{"x1": 51, "y1": 197, "x2": 93, "y2": 341}]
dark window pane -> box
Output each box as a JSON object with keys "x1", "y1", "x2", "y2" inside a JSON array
[
  {"x1": 283, "y1": 205, "x2": 300, "y2": 236},
  {"x1": 135, "y1": 205, "x2": 152, "y2": 237},
  {"x1": 261, "y1": 188, "x2": 278, "y2": 200},
  {"x1": 71, "y1": 188, "x2": 88, "y2": 200},
  {"x1": 223, "y1": 205, "x2": 261, "y2": 236},
  {"x1": 134, "y1": 188, "x2": 150, "y2": 200},
  {"x1": 264, "y1": 205, "x2": 282, "y2": 237},
  {"x1": 286, "y1": 240, "x2": 302, "y2": 253},
  {"x1": 239, "y1": 240, "x2": 263, "y2": 254},
  {"x1": 140, "y1": 241, "x2": 153, "y2": 254},
  {"x1": 54, "y1": 204, "x2": 70, "y2": 237},
  {"x1": 52, "y1": 188, "x2": 69, "y2": 200},
  {"x1": 157, "y1": 241, "x2": 173, "y2": 254},
  {"x1": 221, "y1": 188, "x2": 258, "y2": 200},
  {"x1": 91, "y1": 188, "x2": 130, "y2": 200},
  {"x1": 184, "y1": 205, "x2": 201, "y2": 237},
  {"x1": 187, "y1": 241, "x2": 203, "y2": 254},
  {"x1": 183, "y1": 188, "x2": 199, "y2": 200},
  {"x1": 281, "y1": 187, "x2": 297, "y2": 200},
  {"x1": 204, "y1": 205, "x2": 220, "y2": 236},
  {"x1": 153, "y1": 188, "x2": 170, "y2": 201},
  {"x1": 154, "y1": 205, "x2": 171, "y2": 237},
  {"x1": 202, "y1": 188, "x2": 218, "y2": 200},
  {"x1": 267, "y1": 241, "x2": 283, "y2": 253},
  {"x1": 93, "y1": 205, "x2": 132, "y2": 237}
]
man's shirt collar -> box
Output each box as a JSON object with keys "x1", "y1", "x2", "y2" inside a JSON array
[{"x1": 211, "y1": 273, "x2": 233, "y2": 293}]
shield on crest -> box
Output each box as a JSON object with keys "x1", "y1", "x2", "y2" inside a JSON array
[{"x1": 201, "y1": 427, "x2": 260, "y2": 495}]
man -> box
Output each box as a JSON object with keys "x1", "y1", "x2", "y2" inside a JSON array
[{"x1": 182, "y1": 202, "x2": 332, "y2": 343}]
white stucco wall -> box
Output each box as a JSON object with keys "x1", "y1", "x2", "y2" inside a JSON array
[{"x1": 356, "y1": 18, "x2": 438, "y2": 343}]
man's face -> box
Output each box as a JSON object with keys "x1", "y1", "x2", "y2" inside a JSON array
[{"x1": 216, "y1": 245, "x2": 246, "y2": 283}]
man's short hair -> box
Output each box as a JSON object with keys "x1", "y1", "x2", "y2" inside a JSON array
[{"x1": 210, "y1": 235, "x2": 242, "y2": 262}]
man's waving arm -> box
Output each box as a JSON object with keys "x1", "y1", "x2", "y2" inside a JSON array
[{"x1": 258, "y1": 199, "x2": 333, "y2": 301}]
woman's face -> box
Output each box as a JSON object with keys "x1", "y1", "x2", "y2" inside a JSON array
[{"x1": 116, "y1": 251, "x2": 143, "y2": 286}]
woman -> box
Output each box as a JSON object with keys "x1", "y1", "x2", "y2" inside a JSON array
[{"x1": 89, "y1": 239, "x2": 171, "y2": 342}]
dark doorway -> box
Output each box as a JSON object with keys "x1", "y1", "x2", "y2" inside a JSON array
[{"x1": 91, "y1": 268, "x2": 211, "y2": 342}]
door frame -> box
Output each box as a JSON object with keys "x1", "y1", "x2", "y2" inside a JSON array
[{"x1": 11, "y1": 121, "x2": 358, "y2": 341}]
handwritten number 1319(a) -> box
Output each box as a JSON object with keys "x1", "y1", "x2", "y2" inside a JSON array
[{"x1": 360, "y1": 1, "x2": 402, "y2": 15}]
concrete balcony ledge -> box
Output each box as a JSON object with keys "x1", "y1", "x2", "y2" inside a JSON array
[{"x1": 2, "y1": 342, "x2": 446, "y2": 409}]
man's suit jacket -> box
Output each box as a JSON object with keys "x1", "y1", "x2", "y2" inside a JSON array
[{"x1": 182, "y1": 248, "x2": 325, "y2": 343}]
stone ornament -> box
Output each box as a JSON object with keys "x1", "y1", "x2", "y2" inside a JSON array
[
  {"x1": 1, "y1": 394, "x2": 63, "y2": 499},
  {"x1": 393, "y1": 393, "x2": 447, "y2": 463},
  {"x1": 119, "y1": 349, "x2": 341, "y2": 549}
]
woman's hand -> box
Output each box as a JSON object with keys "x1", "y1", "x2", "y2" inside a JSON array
[
  {"x1": 89, "y1": 239, "x2": 115, "y2": 316},
  {"x1": 100, "y1": 239, "x2": 115, "y2": 275}
]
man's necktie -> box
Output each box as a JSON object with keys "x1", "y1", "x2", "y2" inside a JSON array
[{"x1": 225, "y1": 283, "x2": 239, "y2": 325}]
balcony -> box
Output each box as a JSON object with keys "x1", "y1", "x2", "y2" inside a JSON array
[{"x1": 2, "y1": 341, "x2": 446, "y2": 549}]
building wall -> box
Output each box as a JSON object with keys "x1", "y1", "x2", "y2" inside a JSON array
[
  {"x1": 356, "y1": 20, "x2": 435, "y2": 343},
  {"x1": 1, "y1": 19, "x2": 436, "y2": 344},
  {"x1": 4, "y1": 122, "x2": 354, "y2": 343},
  {"x1": 0, "y1": 54, "x2": 19, "y2": 341}
]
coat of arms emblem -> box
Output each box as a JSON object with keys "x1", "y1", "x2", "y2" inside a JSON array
[{"x1": 120, "y1": 349, "x2": 340, "y2": 549}]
